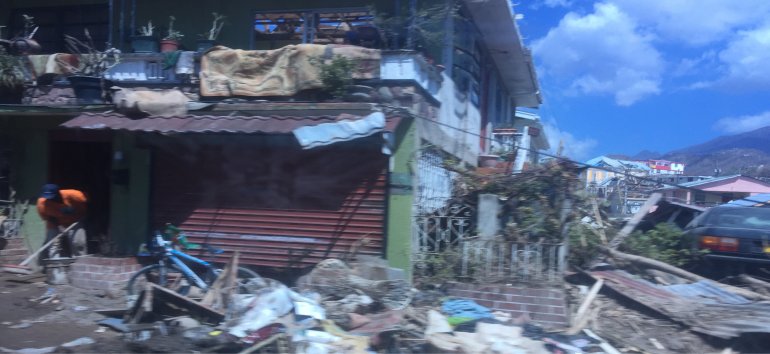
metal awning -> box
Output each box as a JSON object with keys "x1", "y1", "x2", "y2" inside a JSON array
[{"x1": 61, "y1": 111, "x2": 404, "y2": 147}]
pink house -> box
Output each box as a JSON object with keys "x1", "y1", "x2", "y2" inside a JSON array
[{"x1": 658, "y1": 174, "x2": 770, "y2": 206}]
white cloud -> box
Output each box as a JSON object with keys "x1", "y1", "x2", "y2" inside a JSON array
[
  {"x1": 532, "y1": 3, "x2": 663, "y2": 106},
  {"x1": 612, "y1": 0, "x2": 770, "y2": 46},
  {"x1": 713, "y1": 111, "x2": 770, "y2": 134},
  {"x1": 718, "y1": 22, "x2": 770, "y2": 89},
  {"x1": 528, "y1": 0, "x2": 573, "y2": 10},
  {"x1": 543, "y1": 121, "x2": 597, "y2": 161}
]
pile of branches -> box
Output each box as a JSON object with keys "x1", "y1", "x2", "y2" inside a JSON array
[{"x1": 447, "y1": 159, "x2": 586, "y2": 243}]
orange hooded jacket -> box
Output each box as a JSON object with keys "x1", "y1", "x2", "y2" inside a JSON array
[{"x1": 37, "y1": 189, "x2": 87, "y2": 229}]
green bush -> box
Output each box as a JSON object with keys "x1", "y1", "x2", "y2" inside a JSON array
[{"x1": 622, "y1": 222, "x2": 704, "y2": 266}]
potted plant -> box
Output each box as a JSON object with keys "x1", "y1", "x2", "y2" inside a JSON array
[
  {"x1": 160, "y1": 16, "x2": 183, "y2": 52},
  {"x1": 131, "y1": 20, "x2": 158, "y2": 53},
  {"x1": 0, "y1": 46, "x2": 25, "y2": 104},
  {"x1": 197, "y1": 12, "x2": 225, "y2": 52},
  {"x1": 59, "y1": 30, "x2": 120, "y2": 104}
]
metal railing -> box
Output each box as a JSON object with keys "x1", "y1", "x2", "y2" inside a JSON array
[
  {"x1": 459, "y1": 239, "x2": 566, "y2": 284},
  {"x1": 0, "y1": 199, "x2": 23, "y2": 239}
]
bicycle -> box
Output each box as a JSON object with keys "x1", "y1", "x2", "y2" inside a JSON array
[{"x1": 126, "y1": 228, "x2": 260, "y2": 302}]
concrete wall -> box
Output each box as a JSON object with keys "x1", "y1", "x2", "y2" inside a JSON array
[{"x1": 0, "y1": 116, "x2": 65, "y2": 252}]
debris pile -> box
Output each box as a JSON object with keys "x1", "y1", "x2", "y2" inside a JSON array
[{"x1": 91, "y1": 255, "x2": 624, "y2": 353}]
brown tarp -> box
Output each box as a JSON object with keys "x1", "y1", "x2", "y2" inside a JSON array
[{"x1": 199, "y1": 44, "x2": 380, "y2": 97}]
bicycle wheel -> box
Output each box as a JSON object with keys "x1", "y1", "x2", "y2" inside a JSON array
[
  {"x1": 126, "y1": 264, "x2": 191, "y2": 298},
  {"x1": 210, "y1": 266, "x2": 261, "y2": 293}
]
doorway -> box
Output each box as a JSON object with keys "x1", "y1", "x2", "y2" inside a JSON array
[{"x1": 48, "y1": 140, "x2": 112, "y2": 254}]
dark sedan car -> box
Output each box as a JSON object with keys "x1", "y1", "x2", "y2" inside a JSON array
[{"x1": 683, "y1": 205, "x2": 770, "y2": 265}]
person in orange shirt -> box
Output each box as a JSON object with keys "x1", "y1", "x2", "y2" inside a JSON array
[{"x1": 37, "y1": 184, "x2": 88, "y2": 258}]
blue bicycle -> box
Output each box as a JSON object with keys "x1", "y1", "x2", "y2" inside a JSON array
[{"x1": 126, "y1": 229, "x2": 259, "y2": 301}]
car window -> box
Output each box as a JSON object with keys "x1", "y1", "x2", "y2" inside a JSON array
[{"x1": 705, "y1": 207, "x2": 770, "y2": 228}]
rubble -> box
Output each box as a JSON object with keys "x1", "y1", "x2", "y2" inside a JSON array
[{"x1": 70, "y1": 255, "x2": 634, "y2": 353}]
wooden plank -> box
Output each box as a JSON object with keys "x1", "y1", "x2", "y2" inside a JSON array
[
  {"x1": 591, "y1": 198, "x2": 608, "y2": 245},
  {"x1": 18, "y1": 222, "x2": 79, "y2": 267},
  {"x1": 566, "y1": 279, "x2": 604, "y2": 334},
  {"x1": 150, "y1": 283, "x2": 225, "y2": 325},
  {"x1": 608, "y1": 193, "x2": 662, "y2": 249}
]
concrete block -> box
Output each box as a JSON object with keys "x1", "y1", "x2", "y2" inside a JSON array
[{"x1": 477, "y1": 194, "x2": 500, "y2": 239}]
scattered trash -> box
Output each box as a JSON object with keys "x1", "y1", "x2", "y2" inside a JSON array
[
  {"x1": 9, "y1": 322, "x2": 32, "y2": 329},
  {"x1": 72, "y1": 305, "x2": 89, "y2": 312},
  {"x1": 60, "y1": 337, "x2": 95, "y2": 348}
]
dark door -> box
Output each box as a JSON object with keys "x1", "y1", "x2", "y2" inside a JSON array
[{"x1": 48, "y1": 141, "x2": 112, "y2": 254}]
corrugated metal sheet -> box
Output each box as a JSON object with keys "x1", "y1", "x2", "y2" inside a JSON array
[
  {"x1": 293, "y1": 112, "x2": 385, "y2": 149},
  {"x1": 61, "y1": 112, "x2": 403, "y2": 136},
  {"x1": 663, "y1": 280, "x2": 751, "y2": 305},
  {"x1": 592, "y1": 269, "x2": 770, "y2": 339},
  {"x1": 152, "y1": 134, "x2": 389, "y2": 269}
]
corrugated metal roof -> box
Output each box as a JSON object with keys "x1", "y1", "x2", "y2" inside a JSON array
[
  {"x1": 726, "y1": 193, "x2": 770, "y2": 207},
  {"x1": 61, "y1": 111, "x2": 403, "y2": 136},
  {"x1": 585, "y1": 156, "x2": 651, "y2": 171},
  {"x1": 665, "y1": 174, "x2": 741, "y2": 189},
  {"x1": 591, "y1": 269, "x2": 770, "y2": 339}
]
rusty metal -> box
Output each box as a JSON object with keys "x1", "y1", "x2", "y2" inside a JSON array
[
  {"x1": 592, "y1": 269, "x2": 770, "y2": 339},
  {"x1": 151, "y1": 135, "x2": 388, "y2": 269},
  {"x1": 62, "y1": 112, "x2": 403, "y2": 135}
]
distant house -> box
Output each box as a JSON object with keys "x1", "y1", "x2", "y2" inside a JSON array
[
  {"x1": 583, "y1": 156, "x2": 653, "y2": 215},
  {"x1": 583, "y1": 155, "x2": 650, "y2": 184},
  {"x1": 657, "y1": 174, "x2": 770, "y2": 206},
  {"x1": 646, "y1": 159, "x2": 685, "y2": 175}
]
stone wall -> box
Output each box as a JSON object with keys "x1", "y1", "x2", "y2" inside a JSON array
[
  {"x1": 447, "y1": 282, "x2": 568, "y2": 328},
  {"x1": 69, "y1": 256, "x2": 141, "y2": 291}
]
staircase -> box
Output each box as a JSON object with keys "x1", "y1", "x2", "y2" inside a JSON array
[{"x1": 0, "y1": 237, "x2": 29, "y2": 265}]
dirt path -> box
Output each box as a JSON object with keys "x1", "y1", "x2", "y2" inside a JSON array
[{"x1": 0, "y1": 272, "x2": 126, "y2": 352}]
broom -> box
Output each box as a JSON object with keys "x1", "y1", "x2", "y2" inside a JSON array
[{"x1": 2, "y1": 222, "x2": 78, "y2": 274}]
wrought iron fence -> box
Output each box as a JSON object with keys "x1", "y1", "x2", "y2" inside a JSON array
[
  {"x1": 459, "y1": 240, "x2": 566, "y2": 284},
  {"x1": 412, "y1": 200, "x2": 566, "y2": 284}
]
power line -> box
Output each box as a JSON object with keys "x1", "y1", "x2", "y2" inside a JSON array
[{"x1": 381, "y1": 105, "x2": 770, "y2": 207}]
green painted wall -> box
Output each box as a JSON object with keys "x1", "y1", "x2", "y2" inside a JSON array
[
  {"x1": 386, "y1": 118, "x2": 416, "y2": 278},
  {"x1": 108, "y1": 133, "x2": 151, "y2": 255},
  {"x1": 0, "y1": 116, "x2": 62, "y2": 252}
]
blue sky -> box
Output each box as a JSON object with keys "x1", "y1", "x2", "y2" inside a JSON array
[{"x1": 514, "y1": 1, "x2": 770, "y2": 161}]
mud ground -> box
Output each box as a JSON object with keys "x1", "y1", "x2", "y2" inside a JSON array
[{"x1": 0, "y1": 272, "x2": 127, "y2": 352}]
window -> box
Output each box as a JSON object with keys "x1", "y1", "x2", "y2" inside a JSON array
[{"x1": 253, "y1": 8, "x2": 376, "y2": 50}]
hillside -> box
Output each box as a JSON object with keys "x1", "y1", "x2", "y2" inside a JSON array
[{"x1": 645, "y1": 126, "x2": 770, "y2": 176}]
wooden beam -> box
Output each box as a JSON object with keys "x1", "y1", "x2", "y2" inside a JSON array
[
  {"x1": 150, "y1": 283, "x2": 225, "y2": 325},
  {"x1": 608, "y1": 193, "x2": 662, "y2": 249},
  {"x1": 591, "y1": 198, "x2": 608, "y2": 245}
]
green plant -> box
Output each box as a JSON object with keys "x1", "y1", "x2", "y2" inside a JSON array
[
  {"x1": 203, "y1": 12, "x2": 225, "y2": 40},
  {"x1": 22, "y1": 14, "x2": 37, "y2": 39},
  {"x1": 568, "y1": 223, "x2": 605, "y2": 268},
  {"x1": 414, "y1": 250, "x2": 464, "y2": 286},
  {"x1": 622, "y1": 222, "x2": 706, "y2": 266},
  {"x1": 315, "y1": 55, "x2": 356, "y2": 98},
  {"x1": 139, "y1": 20, "x2": 154, "y2": 36},
  {"x1": 163, "y1": 16, "x2": 183, "y2": 41},
  {"x1": 59, "y1": 29, "x2": 120, "y2": 77},
  {"x1": 0, "y1": 46, "x2": 24, "y2": 89},
  {"x1": 372, "y1": 1, "x2": 460, "y2": 51}
]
